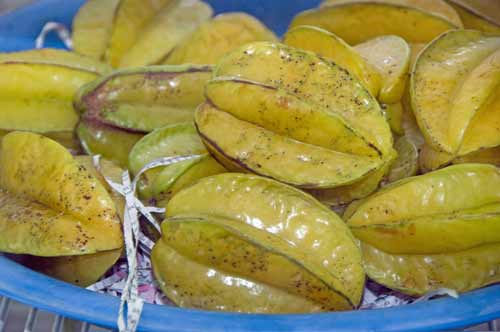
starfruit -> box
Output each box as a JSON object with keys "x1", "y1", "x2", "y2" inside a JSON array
[
  {"x1": 346, "y1": 164, "x2": 500, "y2": 255},
  {"x1": 164, "y1": 13, "x2": 277, "y2": 65},
  {"x1": 402, "y1": 105, "x2": 426, "y2": 152},
  {"x1": 321, "y1": 0, "x2": 463, "y2": 27},
  {"x1": 420, "y1": 144, "x2": 500, "y2": 172},
  {"x1": 283, "y1": 28, "x2": 408, "y2": 202},
  {"x1": 290, "y1": 1, "x2": 458, "y2": 45},
  {"x1": 386, "y1": 136, "x2": 419, "y2": 183},
  {"x1": 75, "y1": 65, "x2": 212, "y2": 167},
  {"x1": 310, "y1": 134, "x2": 420, "y2": 208},
  {"x1": 382, "y1": 103, "x2": 404, "y2": 135},
  {"x1": 0, "y1": 130, "x2": 81, "y2": 155},
  {"x1": 73, "y1": 0, "x2": 213, "y2": 67},
  {"x1": 9, "y1": 156, "x2": 124, "y2": 287},
  {"x1": 128, "y1": 123, "x2": 225, "y2": 205},
  {"x1": 283, "y1": 25, "x2": 382, "y2": 97},
  {"x1": 346, "y1": 164, "x2": 500, "y2": 294},
  {"x1": 72, "y1": 0, "x2": 120, "y2": 61},
  {"x1": 454, "y1": 146, "x2": 500, "y2": 166},
  {"x1": 361, "y1": 241, "x2": 500, "y2": 296},
  {"x1": 401, "y1": 41, "x2": 427, "y2": 142},
  {"x1": 418, "y1": 144, "x2": 454, "y2": 172},
  {"x1": 355, "y1": 35, "x2": 410, "y2": 133},
  {"x1": 284, "y1": 26, "x2": 410, "y2": 106},
  {"x1": 152, "y1": 173, "x2": 364, "y2": 312},
  {"x1": 354, "y1": 36, "x2": 411, "y2": 104},
  {"x1": 447, "y1": 0, "x2": 500, "y2": 33},
  {"x1": 196, "y1": 101, "x2": 382, "y2": 188},
  {"x1": 0, "y1": 132, "x2": 123, "y2": 285},
  {"x1": 211, "y1": 43, "x2": 393, "y2": 156},
  {"x1": 77, "y1": 119, "x2": 143, "y2": 169},
  {"x1": 13, "y1": 249, "x2": 121, "y2": 287},
  {"x1": 112, "y1": 0, "x2": 213, "y2": 67},
  {"x1": 308, "y1": 162, "x2": 392, "y2": 208},
  {"x1": 76, "y1": 65, "x2": 211, "y2": 131},
  {"x1": 0, "y1": 49, "x2": 110, "y2": 149},
  {"x1": 198, "y1": 42, "x2": 394, "y2": 189},
  {"x1": 0, "y1": 131, "x2": 123, "y2": 256},
  {"x1": 411, "y1": 29, "x2": 500, "y2": 155}
]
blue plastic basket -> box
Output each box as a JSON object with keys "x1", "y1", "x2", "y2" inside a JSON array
[{"x1": 0, "y1": 1, "x2": 499, "y2": 331}]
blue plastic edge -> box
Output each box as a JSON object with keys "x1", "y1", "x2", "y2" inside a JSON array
[
  {"x1": 0, "y1": 256, "x2": 499, "y2": 332},
  {"x1": 0, "y1": 1, "x2": 499, "y2": 331}
]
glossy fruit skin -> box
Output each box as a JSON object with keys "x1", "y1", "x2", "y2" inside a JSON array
[
  {"x1": 35, "y1": 155, "x2": 124, "y2": 287},
  {"x1": 362, "y1": 241, "x2": 500, "y2": 296},
  {"x1": 0, "y1": 132, "x2": 123, "y2": 257},
  {"x1": 0, "y1": 48, "x2": 111, "y2": 75},
  {"x1": 308, "y1": 159, "x2": 392, "y2": 207},
  {"x1": 321, "y1": 0, "x2": 463, "y2": 27},
  {"x1": 274, "y1": 28, "x2": 408, "y2": 204},
  {"x1": 152, "y1": 173, "x2": 365, "y2": 313},
  {"x1": 290, "y1": 2, "x2": 458, "y2": 45},
  {"x1": 0, "y1": 133, "x2": 124, "y2": 286},
  {"x1": 72, "y1": 0, "x2": 120, "y2": 61},
  {"x1": 420, "y1": 142, "x2": 500, "y2": 173},
  {"x1": 128, "y1": 123, "x2": 225, "y2": 204},
  {"x1": 447, "y1": 0, "x2": 500, "y2": 33},
  {"x1": 283, "y1": 25, "x2": 381, "y2": 97},
  {"x1": 411, "y1": 29, "x2": 500, "y2": 155},
  {"x1": 213, "y1": 42, "x2": 393, "y2": 158},
  {"x1": 164, "y1": 13, "x2": 277, "y2": 65},
  {"x1": 106, "y1": 0, "x2": 176, "y2": 67},
  {"x1": 0, "y1": 49, "x2": 109, "y2": 147},
  {"x1": 453, "y1": 146, "x2": 500, "y2": 166},
  {"x1": 346, "y1": 164, "x2": 500, "y2": 295},
  {"x1": 347, "y1": 163, "x2": 500, "y2": 254},
  {"x1": 205, "y1": 78, "x2": 380, "y2": 157},
  {"x1": 272, "y1": 30, "x2": 409, "y2": 202},
  {"x1": 106, "y1": 0, "x2": 213, "y2": 68},
  {"x1": 382, "y1": 103, "x2": 404, "y2": 135},
  {"x1": 72, "y1": 0, "x2": 214, "y2": 67},
  {"x1": 0, "y1": 129, "x2": 81, "y2": 154},
  {"x1": 197, "y1": 42, "x2": 394, "y2": 189},
  {"x1": 387, "y1": 136, "x2": 419, "y2": 183},
  {"x1": 77, "y1": 119, "x2": 143, "y2": 169},
  {"x1": 116, "y1": 0, "x2": 213, "y2": 68},
  {"x1": 309, "y1": 132, "x2": 416, "y2": 208},
  {"x1": 196, "y1": 102, "x2": 381, "y2": 189},
  {"x1": 76, "y1": 65, "x2": 212, "y2": 131},
  {"x1": 354, "y1": 35, "x2": 411, "y2": 104},
  {"x1": 75, "y1": 65, "x2": 212, "y2": 165}
]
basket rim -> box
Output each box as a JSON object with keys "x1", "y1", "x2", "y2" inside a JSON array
[{"x1": 0, "y1": 256, "x2": 499, "y2": 332}]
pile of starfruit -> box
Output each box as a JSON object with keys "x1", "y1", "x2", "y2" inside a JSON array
[{"x1": 0, "y1": 0, "x2": 499, "y2": 313}]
